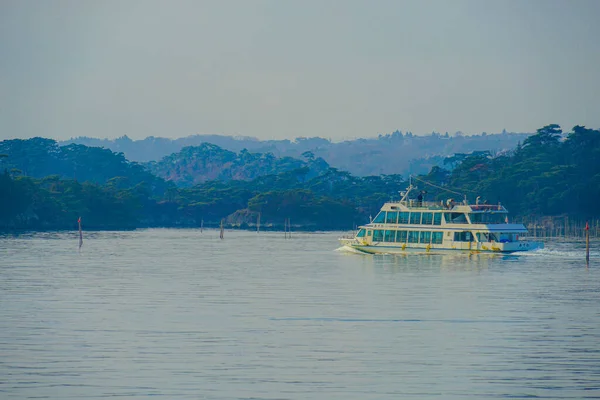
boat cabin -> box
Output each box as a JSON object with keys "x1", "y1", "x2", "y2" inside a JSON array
[
  {"x1": 354, "y1": 193, "x2": 527, "y2": 251},
  {"x1": 340, "y1": 183, "x2": 542, "y2": 253}
]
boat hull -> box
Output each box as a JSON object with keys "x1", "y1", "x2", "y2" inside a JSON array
[{"x1": 339, "y1": 239, "x2": 544, "y2": 255}]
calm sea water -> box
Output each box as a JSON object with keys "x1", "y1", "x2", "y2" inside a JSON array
[{"x1": 1, "y1": 229, "x2": 599, "y2": 399}]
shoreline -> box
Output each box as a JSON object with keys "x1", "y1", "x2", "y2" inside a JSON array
[{"x1": 0, "y1": 225, "x2": 355, "y2": 234}]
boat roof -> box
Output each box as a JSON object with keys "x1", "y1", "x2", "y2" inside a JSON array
[
  {"x1": 382, "y1": 201, "x2": 508, "y2": 213},
  {"x1": 387, "y1": 182, "x2": 508, "y2": 213}
]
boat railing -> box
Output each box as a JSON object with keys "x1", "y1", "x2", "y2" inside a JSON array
[
  {"x1": 396, "y1": 200, "x2": 507, "y2": 212},
  {"x1": 469, "y1": 204, "x2": 506, "y2": 212},
  {"x1": 398, "y1": 200, "x2": 445, "y2": 210}
]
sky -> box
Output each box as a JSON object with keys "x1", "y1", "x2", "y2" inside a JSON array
[{"x1": 1, "y1": 0, "x2": 599, "y2": 141}]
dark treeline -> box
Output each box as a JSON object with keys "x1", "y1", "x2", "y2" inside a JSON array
[
  {"x1": 1, "y1": 124, "x2": 598, "y2": 231},
  {"x1": 0, "y1": 167, "x2": 404, "y2": 230}
]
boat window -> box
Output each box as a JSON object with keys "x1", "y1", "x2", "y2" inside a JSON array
[
  {"x1": 408, "y1": 231, "x2": 419, "y2": 243},
  {"x1": 432, "y1": 232, "x2": 443, "y2": 244},
  {"x1": 384, "y1": 230, "x2": 395, "y2": 242},
  {"x1": 409, "y1": 212, "x2": 422, "y2": 224},
  {"x1": 398, "y1": 212, "x2": 410, "y2": 224},
  {"x1": 420, "y1": 231, "x2": 431, "y2": 244},
  {"x1": 454, "y1": 231, "x2": 473, "y2": 242},
  {"x1": 373, "y1": 212, "x2": 386, "y2": 223},
  {"x1": 367, "y1": 230, "x2": 372, "y2": 236},
  {"x1": 498, "y1": 233, "x2": 514, "y2": 243},
  {"x1": 385, "y1": 212, "x2": 398, "y2": 224},
  {"x1": 444, "y1": 212, "x2": 468, "y2": 224},
  {"x1": 373, "y1": 230, "x2": 384, "y2": 241},
  {"x1": 433, "y1": 213, "x2": 442, "y2": 225},
  {"x1": 396, "y1": 230, "x2": 407, "y2": 243},
  {"x1": 476, "y1": 232, "x2": 498, "y2": 242},
  {"x1": 422, "y1": 212, "x2": 433, "y2": 225},
  {"x1": 356, "y1": 229, "x2": 366, "y2": 238},
  {"x1": 469, "y1": 213, "x2": 507, "y2": 224}
]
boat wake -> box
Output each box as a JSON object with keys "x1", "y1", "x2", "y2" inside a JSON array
[
  {"x1": 270, "y1": 317, "x2": 527, "y2": 324},
  {"x1": 516, "y1": 247, "x2": 598, "y2": 259},
  {"x1": 336, "y1": 244, "x2": 596, "y2": 260},
  {"x1": 335, "y1": 245, "x2": 366, "y2": 254}
]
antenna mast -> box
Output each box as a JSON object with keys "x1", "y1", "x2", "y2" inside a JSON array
[{"x1": 400, "y1": 176, "x2": 414, "y2": 203}]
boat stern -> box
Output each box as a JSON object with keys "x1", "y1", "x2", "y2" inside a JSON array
[{"x1": 493, "y1": 240, "x2": 544, "y2": 253}]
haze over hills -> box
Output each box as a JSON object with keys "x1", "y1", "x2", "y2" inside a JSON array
[
  {"x1": 62, "y1": 130, "x2": 531, "y2": 177},
  {"x1": 1, "y1": 124, "x2": 598, "y2": 230},
  {"x1": 145, "y1": 143, "x2": 330, "y2": 187}
]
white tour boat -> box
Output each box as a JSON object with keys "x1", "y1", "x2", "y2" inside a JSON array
[{"x1": 339, "y1": 184, "x2": 543, "y2": 254}]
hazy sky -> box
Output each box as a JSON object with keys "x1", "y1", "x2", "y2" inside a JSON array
[{"x1": 1, "y1": 0, "x2": 599, "y2": 141}]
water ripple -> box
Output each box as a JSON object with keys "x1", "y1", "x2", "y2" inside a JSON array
[{"x1": 1, "y1": 229, "x2": 599, "y2": 399}]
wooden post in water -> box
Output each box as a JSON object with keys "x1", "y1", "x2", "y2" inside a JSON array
[
  {"x1": 200, "y1": 219, "x2": 204, "y2": 233},
  {"x1": 586, "y1": 221, "x2": 590, "y2": 264},
  {"x1": 220, "y1": 219, "x2": 224, "y2": 239},
  {"x1": 283, "y1": 218, "x2": 291, "y2": 239},
  {"x1": 78, "y1": 216, "x2": 83, "y2": 250}
]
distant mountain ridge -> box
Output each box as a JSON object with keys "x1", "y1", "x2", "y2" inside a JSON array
[{"x1": 62, "y1": 130, "x2": 532, "y2": 177}]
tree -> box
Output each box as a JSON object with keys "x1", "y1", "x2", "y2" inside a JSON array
[{"x1": 522, "y1": 124, "x2": 562, "y2": 149}]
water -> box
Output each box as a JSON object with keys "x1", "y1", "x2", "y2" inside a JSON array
[{"x1": 1, "y1": 229, "x2": 599, "y2": 399}]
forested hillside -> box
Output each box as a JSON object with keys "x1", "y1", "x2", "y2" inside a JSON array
[
  {"x1": 1, "y1": 124, "x2": 598, "y2": 231},
  {"x1": 415, "y1": 125, "x2": 600, "y2": 219},
  {"x1": 0, "y1": 138, "x2": 170, "y2": 194},
  {"x1": 0, "y1": 167, "x2": 404, "y2": 230},
  {"x1": 146, "y1": 143, "x2": 330, "y2": 186},
  {"x1": 0, "y1": 138, "x2": 399, "y2": 229}
]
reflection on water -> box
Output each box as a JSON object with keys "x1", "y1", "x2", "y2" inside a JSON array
[{"x1": 0, "y1": 229, "x2": 599, "y2": 399}]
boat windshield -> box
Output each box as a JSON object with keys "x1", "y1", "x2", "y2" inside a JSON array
[
  {"x1": 372, "y1": 212, "x2": 386, "y2": 223},
  {"x1": 477, "y1": 232, "x2": 499, "y2": 242},
  {"x1": 356, "y1": 229, "x2": 366, "y2": 237},
  {"x1": 444, "y1": 212, "x2": 468, "y2": 224},
  {"x1": 469, "y1": 213, "x2": 507, "y2": 224}
]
